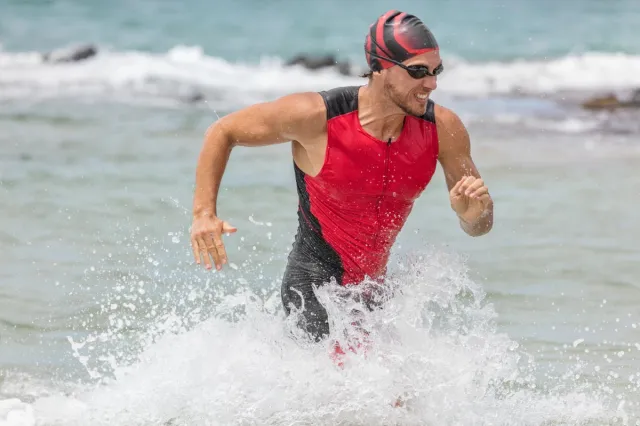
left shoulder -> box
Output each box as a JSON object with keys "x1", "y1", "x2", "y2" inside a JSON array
[{"x1": 433, "y1": 103, "x2": 470, "y2": 156}]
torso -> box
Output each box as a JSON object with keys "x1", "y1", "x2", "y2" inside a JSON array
[{"x1": 285, "y1": 85, "x2": 440, "y2": 286}]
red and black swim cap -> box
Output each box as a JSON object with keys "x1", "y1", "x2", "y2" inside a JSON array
[{"x1": 365, "y1": 10, "x2": 439, "y2": 72}]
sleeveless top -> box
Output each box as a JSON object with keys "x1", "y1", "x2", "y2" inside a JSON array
[{"x1": 288, "y1": 85, "x2": 439, "y2": 286}]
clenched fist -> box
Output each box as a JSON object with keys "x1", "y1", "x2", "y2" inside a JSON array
[{"x1": 449, "y1": 175, "x2": 491, "y2": 225}]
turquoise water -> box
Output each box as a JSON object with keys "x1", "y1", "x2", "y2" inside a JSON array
[
  {"x1": 1, "y1": 1, "x2": 640, "y2": 425},
  {"x1": 1, "y1": 0, "x2": 639, "y2": 61}
]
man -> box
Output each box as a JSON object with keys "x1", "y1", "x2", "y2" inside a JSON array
[{"x1": 190, "y1": 10, "x2": 493, "y2": 343}]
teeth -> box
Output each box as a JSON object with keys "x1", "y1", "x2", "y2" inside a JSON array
[{"x1": 416, "y1": 94, "x2": 427, "y2": 100}]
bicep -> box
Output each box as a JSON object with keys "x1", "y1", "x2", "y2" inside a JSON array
[{"x1": 210, "y1": 92, "x2": 325, "y2": 148}]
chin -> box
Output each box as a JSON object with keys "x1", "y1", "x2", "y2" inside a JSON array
[
  {"x1": 413, "y1": 104, "x2": 428, "y2": 116},
  {"x1": 401, "y1": 102, "x2": 428, "y2": 117}
]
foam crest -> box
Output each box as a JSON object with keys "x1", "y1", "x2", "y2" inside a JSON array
[
  {"x1": 0, "y1": 45, "x2": 361, "y2": 106},
  {"x1": 1, "y1": 45, "x2": 639, "y2": 105},
  {"x1": 440, "y1": 52, "x2": 640, "y2": 95},
  {"x1": 0, "y1": 248, "x2": 620, "y2": 425}
]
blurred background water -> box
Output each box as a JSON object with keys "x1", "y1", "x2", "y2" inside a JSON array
[{"x1": 1, "y1": 0, "x2": 639, "y2": 424}]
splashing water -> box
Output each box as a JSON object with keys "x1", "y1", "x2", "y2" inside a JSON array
[{"x1": 0, "y1": 244, "x2": 626, "y2": 425}]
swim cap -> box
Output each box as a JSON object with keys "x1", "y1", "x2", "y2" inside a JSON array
[{"x1": 364, "y1": 10, "x2": 439, "y2": 71}]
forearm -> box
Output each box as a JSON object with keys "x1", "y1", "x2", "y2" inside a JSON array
[
  {"x1": 192, "y1": 123, "x2": 233, "y2": 218},
  {"x1": 459, "y1": 202, "x2": 493, "y2": 237}
]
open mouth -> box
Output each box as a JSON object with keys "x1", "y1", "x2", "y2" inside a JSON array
[{"x1": 415, "y1": 93, "x2": 429, "y2": 102}]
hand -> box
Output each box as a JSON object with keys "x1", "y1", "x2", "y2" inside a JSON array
[
  {"x1": 190, "y1": 215, "x2": 237, "y2": 270},
  {"x1": 449, "y1": 176, "x2": 491, "y2": 224}
]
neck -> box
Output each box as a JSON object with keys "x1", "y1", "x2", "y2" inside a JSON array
[{"x1": 358, "y1": 82, "x2": 406, "y2": 142}]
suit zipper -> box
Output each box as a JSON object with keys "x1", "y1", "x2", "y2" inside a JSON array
[{"x1": 374, "y1": 138, "x2": 392, "y2": 248}]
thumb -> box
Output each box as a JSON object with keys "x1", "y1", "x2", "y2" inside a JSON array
[{"x1": 222, "y1": 221, "x2": 237, "y2": 233}]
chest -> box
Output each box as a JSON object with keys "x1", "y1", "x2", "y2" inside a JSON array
[{"x1": 318, "y1": 114, "x2": 439, "y2": 201}]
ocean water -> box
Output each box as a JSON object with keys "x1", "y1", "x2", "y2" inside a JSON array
[{"x1": 1, "y1": 0, "x2": 640, "y2": 424}]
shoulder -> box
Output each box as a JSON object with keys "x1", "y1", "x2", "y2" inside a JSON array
[
  {"x1": 434, "y1": 103, "x2": 468, "y2": 139},
  {"x1": 269, "y1": 91, "x2": 328, "y2": 141},
  {"x1": 318, "y1": 86, "x2": 361, "y2": 119},
  {"x1": 272, "y1": 91, "x2": 327, "y2": 121},
  {"x1": 268, "y1": 85, "x2": 360, "y2": 124},
  {"x1": 256, "y1": 91, "x2": 328, "y2": 135},
  {"x1": 213, "y1": 90, "x2": 328, "y2": 145},
  {"x1": 218, "y1": 90, "x2": 326, "y2": 126},
  {"x1": 433, "y1": 103, "x2": 470, "y2": 156}
]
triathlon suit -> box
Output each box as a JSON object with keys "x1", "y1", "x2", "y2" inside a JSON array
[{"x1": 281, "y1": 85, "x2": 440, "y2": 341}]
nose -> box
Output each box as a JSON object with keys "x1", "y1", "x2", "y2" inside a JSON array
[{"x1": 422, "y1": 75, "x2": 437, "y2": 91}]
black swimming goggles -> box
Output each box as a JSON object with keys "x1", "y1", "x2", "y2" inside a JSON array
[{"x1": 367, "y1": 51, "x2": 444, "y2": 79}]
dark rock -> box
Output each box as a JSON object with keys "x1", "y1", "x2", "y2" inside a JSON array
[{"x1": 42, "y1": 44, "x2": 98, "y2": 63}]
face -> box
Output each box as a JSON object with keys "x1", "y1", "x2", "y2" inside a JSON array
[{"x1": 382, "y1": 50, "x2": 441, "y2": 116}]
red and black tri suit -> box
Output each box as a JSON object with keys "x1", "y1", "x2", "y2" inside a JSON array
[{"x1": 281, "y1": 85, "x2": 440, "y2": 340}]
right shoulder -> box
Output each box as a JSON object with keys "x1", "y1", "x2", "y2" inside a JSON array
[
  {"x1": 214, "y1": 91, "x2": 327, "y2": 144},
  {"x1": 317, "y1": 86, "x2": 360, "y2": 119},
  {"x1": 272, "y1": 91, "x2": 328, "y2": 123},
  {"x1": 270, "y1": 85, "x2": 361, "y2": 122},
  {"x1": 270, "y1": 91, "x2": 328, "y2": 141},
  {"x1": 282, "y1": 86, "x2": 360, "y2": 142},
  {"x1": 217, "y1": 91, "x2": 327, "y2": 125}
]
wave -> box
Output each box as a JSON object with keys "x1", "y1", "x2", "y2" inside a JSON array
[
  {"x1": 441, "y1": 51, "x2": 640, "y2": 96},
  {"x1": 0, "y1": 248, "x2": 624, "y2": 425},
  {"x1": 1, "y1": 45, "x2": 639, "y2": 103},
  {"x1": 0, "y1": 45, "x2": 362, "y2": 108},
  {"x1": 2, "y1": 44, "x2": 639, "y2": 135}
]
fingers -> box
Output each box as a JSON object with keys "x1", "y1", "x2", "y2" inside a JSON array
[
  {"x1": 453, "y1": 176, "x2": 488, "y2": 198},
  {"x1": 212, "y1": 221, "x2": 236, "y2": 268},
  {"x1": 204, "y1": 232, "x2": 223, "y2": 270},
  {"x1": 476, "y1": 193, "x2": 492, "y2": 207},
  {"x1": 212, "y1": 233, "x2": 227, "y2": 269},
  {"x1": 460, "y1": 176, "x2": 480, "y2": 195},
  {"x1": 191, "y1": 219, "x2": 237, "y2": 271},
  {"x1": 450, "y1": 177, "x2": 464, "y2": 195},
  {"x1": 198, "y1": 235, "x2": 214, "y2": 270},
  {"x1": 191, "y1": 236, "x2": 201, "y2": 265},
  {"x1": 222, "y1": 221, "x2": 237, "y2": 235},
  {"x1": 469, "y1": 185, "x2": 488, "y2": 199},
  {"x1": 465, "y1": 179, "x2": 484, "y2": 196},
  {"x1": 452, "y1": 176, "x2": 474, "y2": 196}
]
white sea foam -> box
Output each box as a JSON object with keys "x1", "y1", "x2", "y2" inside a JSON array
[
  {"x1": 0, "y1": 249, "x2": 619, "y2": 425},
  {"x1": 0, "y1": 45, "x2": 638, "y2": 103},
  {"x1": 2, "y1": 44, "x2": 638, "y2": 135}
]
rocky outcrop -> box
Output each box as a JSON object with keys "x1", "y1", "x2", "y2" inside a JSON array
[
  {"x1": 582, "y1": 89, "x2": 640, "y2": 110},
  {"x1": 42, "y1": 43, "x2": 98, "y2": 63},
  {"x1": 284, "y1": 54, "x2": 353, "y2": 76}
]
